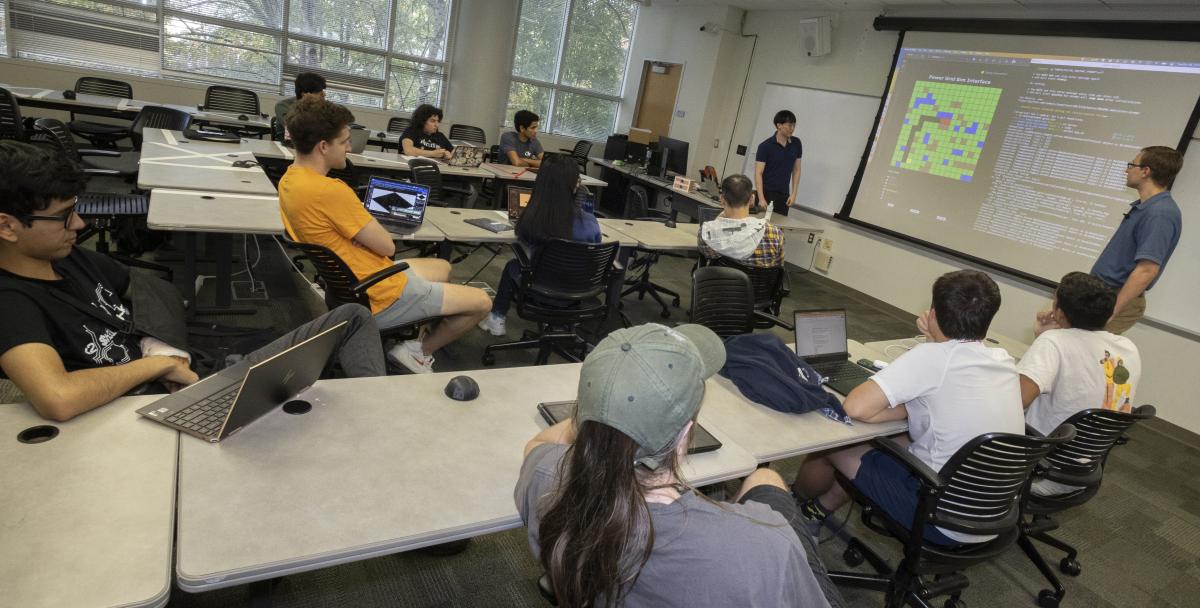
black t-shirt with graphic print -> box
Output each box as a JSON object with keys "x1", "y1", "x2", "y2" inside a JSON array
[
  {"x1": 0, "y1": 247, "x2": 142, "y2": 378},
  {"x1": 400, "y1": 126, "x2": 453, "y2": 152}
]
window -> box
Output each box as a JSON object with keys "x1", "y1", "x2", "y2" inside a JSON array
[
  {"x1": 0, "y1": 0, "x2": 8, "y2": 56},
  {"x1": 507, "y1": 0, "x2": 637, "y2": 140},
  {"x1": 3, "y1": 0, "x2": 454, "y2": 111}
]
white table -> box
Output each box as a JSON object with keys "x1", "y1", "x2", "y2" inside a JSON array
[
  {"x1": 354, "y1": 150, "x2": 496, "y2": 179},
  {"x1": 425, "y1": 207, "x2": 517, "y2": 244},
  {"x1": 599, "y1": 217, "x2": 700, "y2": 252},
  {"x1": 482, "y1": 162, "x2": 606, "y2": 188},
  {"x1": 866, "y1": 331, "x2": 1029, "y2": 363},
  {"x1": 240, "y1": 137, "x2": 294, "y2": 161},
  {"x1": 0, "y1": 397, "x2": 178, "y2": 608},
  {"x1": 138, "y1": 129, "x2": 277, "y2": 195},
  {"x1": 1, "y1": 84, "x2": 271, "y2": 131},
  {"x1": 174, "y1": 363, "x2": 758, "y2": 591}
]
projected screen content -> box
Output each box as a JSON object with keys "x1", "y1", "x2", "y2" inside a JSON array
[
  {"x1": 364, "y1": 178, "x2": 429, "y2": 223},
  {"x1": 846, "y1": 33, "x2": 1200, "y2": 283}
]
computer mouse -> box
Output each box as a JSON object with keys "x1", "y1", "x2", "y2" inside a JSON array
[
  {"x1": 664, "y1": 220, "x2": 677, "y2": 228},
  {"x1": 238, "y1": 114, "x2": 248, "y2": 121},
  {"x1": 450, "y1": 210, "x2": 461, "y2": 215},
  {"x1": 62, "y1": 90, "x2": 76, "y2": 100},
  {"x1": 444, "y1": 376, "x2": 480, "y2": 401}
]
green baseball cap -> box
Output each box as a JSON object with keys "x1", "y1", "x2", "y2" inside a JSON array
[{"x1": 576, "y1": 323, "x2": 726, "y2": 469}]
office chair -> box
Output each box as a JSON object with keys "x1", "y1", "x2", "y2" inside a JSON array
[
  {"x1": 408, "y1": 158, "x2": 478, "y2": 208},
  {"x1": 620, "y1": 185, "x2": 682, "y2": 319},
  {"x1": 481, "y1": 239, "x2": 620, "y2": 366},
  {"x1": 200, "y1": 85, "x2": 263, "y2": 137},
  {"x1": 270, "y1": 116, "x2": 285, "y2": 142},
  {"x1": 1018, "y1": 405, "x2": 1156, "y2": 608},
  {"x1": 689, "y1": 266, "x2": 755, "y2": 338},
  {"x1": 73, "y1": 106, "x2": 192, "y2": 179},
  {"x1": 558, "y1": 139, "x2": 592, "y2": 174},
  {"x1": 67, "y1": 77, "x2": 134, "y2": 149},
  {"x1": 448, "y1": 123, "x2": 487, "y2": 146},
  {"x1": 0, "y1": 87, "x2": 29, "y2": 141},
  {"x1": 383, "y1": 116, "x2": 411, "y2": 151},
  {"x1": 827, "y1": 426, "x2": 1076, "y2": 608},
  {"x1": 709, "y1": 256, "x2": 792, "y2": 330}
]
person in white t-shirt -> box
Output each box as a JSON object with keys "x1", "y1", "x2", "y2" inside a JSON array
[
  {"x1": 1018, "y1": 271, "x2": 1140, "y2": 495},
  {"x1": 792, "y1": 270, "x2": 1025, "y2": 546}
]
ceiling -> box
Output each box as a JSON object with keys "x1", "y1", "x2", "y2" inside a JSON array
[{"x1": 654, "y1": 0, "x2": 1200, "y2": 11}]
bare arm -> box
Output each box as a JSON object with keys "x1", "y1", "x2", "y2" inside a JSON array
[
  {"x1": 787, "y1": 158, "x2": 802, "y2": 206},
  {"x1": 1019, "y1": 374, "x2": 1041, "y2": 409},
  {"x1": 506, "y1": 149, "x2": 533, "y2": 167},
  {"x1": 524, "y1": 418, "x2": 577, "y2": 457},
  {"x1": 402, "y1": 138, "x2": 451, "y2": 160},
  {"x1": 842, "y1": 379, "x2": 907, "y2": 423},
  {"x1": 352, "y1": 218, "x2": 397, "y2": 258},
  {"x1": 753, "y1": 161, "x2": 767, "y2": 209},
  {"x1": 0, "y1": 343, "x2": 197, "y2": 421},
  {"x1": 1112, "y1": 259, "x2": 1159, "y2": 319}
]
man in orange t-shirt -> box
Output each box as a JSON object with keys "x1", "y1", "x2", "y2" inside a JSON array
[{"x1": 279, "y1": 97, "x2": 491, "y2": 373}]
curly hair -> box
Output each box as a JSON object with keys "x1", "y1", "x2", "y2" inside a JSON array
[
  {"x1": 1054, "y1": 272, "x2": 1116, "y2": 331},
  {"x1": 285, "y1": 96, "x2": 355, "y2": 154},
  {"x1": 0, "y1": 141, "x2": 88, "y2": 219},
  {"x1": 411, "y1": 104, "x2": 444, "y2": 132}
]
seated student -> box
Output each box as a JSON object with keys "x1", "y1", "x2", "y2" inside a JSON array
[
  {"x1": 0, "y1": 141, "x2": 386, "y2": 422},
  {"x1": 275, "y1": 72, "x2": 326, "y2": 126},
  {"x1": 499, "y1": 110, "x2": 544, "y2": 168},
  {"x1": 792, "y1": 270, "x2": 1025, "y2": 546},
  {"x1": 1018, "y1": 272, "x2": 1140, "y2": 494},
  {"x1": 516, "y1": 323, "x2": 843, "y2": 608},
  {"x1": 400, "y1": 104, "x2": 453, "y2": 161},
  {"x1": 478, "y1": 154, "x2": 600, "y2": 336},
  {"x1": 698, "y1": 173, "x2": 784, "y2": 268},
  {"x1": 279, "y1": 97, "x2": 491, "y2": 374}
]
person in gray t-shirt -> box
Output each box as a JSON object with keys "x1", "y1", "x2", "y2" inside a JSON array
[
  {"x1": 514, "y1": 323, "x2": 843, "y2": 608},
  {"x1": 500, "y1": 109, "x2": 545, "y2": 167}
]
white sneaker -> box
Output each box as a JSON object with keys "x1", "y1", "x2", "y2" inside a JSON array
[
  {"x1": 387, "y1": 340, "x2": 435, "y2": 374},
  {"x1": 478, "y1": 313, "x2": 507, "y2": 336}
]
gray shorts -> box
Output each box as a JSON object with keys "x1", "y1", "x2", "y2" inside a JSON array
[{"x1": 374, "y1": 268, "x2": 444, "y2": 328}]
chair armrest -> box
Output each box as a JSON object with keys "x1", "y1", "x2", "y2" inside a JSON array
[
  {"x1": 870, "y1": 436, "x2": 943, "y2": 489},
  {"x1": 83, "y1": 168, "x2": 123, "y2": 177},
  {"x1": 78, "y1": 148, "x2": 123, "y2": 158},
  {"x1": 508, "y1": 242, "x2": 532, "y2": 269},
  {"x1": 353, "y1": 261, "x2": 411, "y2": 297},
  {"x1": 1025, "y1": 423, "x2": 1045, "y2": 437},
  {"x1": 754, "y1": 310, "x2": 794, "y2": 331}
]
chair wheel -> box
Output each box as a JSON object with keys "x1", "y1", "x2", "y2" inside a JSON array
[
  {"x1": 659, "y1": 309, "x2": 671, "y2": 319},
  {"x1": 1059, "y1": 558, "x2": 1081, "y2": 576},
  {"x1": 943, "y1": 599, "x2": 965, "y2": 608},
  {"x1": 843, "y1": 547, "x2": 864, "y2": 567},
  {"x1": 1037, "y1": 589, "x2": 1060, "y2": 608},
  {"x1": 481, "y1": 353, "x2": 495, "y2": 366}
]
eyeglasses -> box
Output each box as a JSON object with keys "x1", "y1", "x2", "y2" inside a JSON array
[
  {"x1": 22, "y1": 199, "x2": 79, "y2": 228},
  {"x1": 1126, "y1": 162, "x2": 1149, "y2": 169}
]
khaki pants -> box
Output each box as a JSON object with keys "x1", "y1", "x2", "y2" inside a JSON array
[{"x1": 1105, "y1": 293, "x2": 1146, "y2": 334}]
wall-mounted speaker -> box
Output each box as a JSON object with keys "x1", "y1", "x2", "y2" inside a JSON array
[{"x1": 799, "y1": 16, "x2": 832, "y2": 57}]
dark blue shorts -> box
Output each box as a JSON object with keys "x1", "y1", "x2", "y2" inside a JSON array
[{"x1": 852, "y1": 449, "x2": 962, "y2": 547}]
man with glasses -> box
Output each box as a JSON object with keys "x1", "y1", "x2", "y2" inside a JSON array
[
  {"x1": 1090, "y1": 146, "x2": 1183, "y2": 333},
  {"x1": 0, "y1": 141, "x2": 387, "y2": 422}
]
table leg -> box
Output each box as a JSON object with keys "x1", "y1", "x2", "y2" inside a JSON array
[
  {"x1": 607, "y1": 245, "x2": 633, "y2": 328},
  {"x1": 182, "y1": 232, "x2": 198, "y2": 317},
  {"x1": 193, "y1": 233, "x2": 256, "y2": 316}
]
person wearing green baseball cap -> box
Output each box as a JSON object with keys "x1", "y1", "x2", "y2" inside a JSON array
[{"x1": 515, "y1": 323, "x2": 842, "y2": 608}]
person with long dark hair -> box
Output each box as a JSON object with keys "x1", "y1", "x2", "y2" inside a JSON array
[
  {"x1": 400, "y1": 104, "x2": 453, "y2": 160},
  {"x1": 515, "y1": 323, "x2": 839, "y2": 608},
  {"x1": 478, "y1": 154, "x2": 601, "y2": 336}
]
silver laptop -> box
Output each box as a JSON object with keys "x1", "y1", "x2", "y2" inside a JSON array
[
  {"x1": 136, "y1": 322, "x2": 346, "y2": 442},
  {"x1": 793, "y1": 308, "x2": 874, "y2": 395},
  {"x1": 447, "y1": 145, "x2": 486, "y2": 168},
  {"x1": 349, "y1": 127, "x2": 370, "y2": 153},
  {"x1": 363, "y1": 176, "x2": 430, "y2": 234}
]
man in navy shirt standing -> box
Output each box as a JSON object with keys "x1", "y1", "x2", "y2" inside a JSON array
[
  {"x1": 1090, "y1": 145, "x2": 1183, "y2": 334},
  {"x1": 754, "y1": 110, "x2": 803, "y2": 216}
]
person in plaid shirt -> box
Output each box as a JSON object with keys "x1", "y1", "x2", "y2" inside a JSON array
[{"x1": 699, "y1": 174, "x2": 785, "y2": 267}]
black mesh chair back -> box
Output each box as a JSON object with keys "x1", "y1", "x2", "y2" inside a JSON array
[
  {"x1": 387, "y1": 117, "x2": 411, "y2": 133},
  {"x1": 626, "y1": 184, "x2": 652, "y2": 219},
  {"x1": 75, "y1": 76, "x2": 132, "y2": 99},
  {"x1": 203, "y1": 85, "x2": 260, "y2": 115},
  {"x1": 131, "y1": 106, "x2": 193, "y2": 149},
  {"x1": 527, "y1": 239, "x2": 620, "y2": 305},
  {"x1": 696, "y1": 205, "x2": 721, "y2": 227},
  {"x1": 711, "y1": 255, "x2": 785, "y2": 313},
  {"x1": 1034, "y1": 405, "x2": 1156, "y2": 502},
  {"x1": 33, "y1": 118, "x2": 83, "y2": 161},
  {"x1": 448, "y1": 123, "x2": 487, "y2": 146},
  {"x1": 570, "y1": 139, "x2": 592, "y2": 160},
  {"x1": 270, "y1": 116, "x2": 285, "y2": 142},
  {"x1": 0, "y1": 87, "x2": 26, "y2": 141},
  {"x1": 690, "y1": 266, "x2": 755, "y2": 338},
  {"x1": 408, "y1": 158, "x2": 448, "y2": 206},
  {"x1": 284, "y1": 240, "x2": 367, "y2": 310}
]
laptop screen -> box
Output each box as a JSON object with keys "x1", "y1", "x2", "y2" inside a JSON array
[
  {"x1": 506, "y1": 185, "x2": 533, "y2": 219},
  {"x1": 363, "y1": 177, "x2": 429, "y2": 225},
  {"x1": 793, "y1": 309, "x2": 849, "y2": 358}
]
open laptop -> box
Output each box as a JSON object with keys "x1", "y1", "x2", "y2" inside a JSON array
[
  {"x1": 793, "y1": 308, "x2": 874, "y2": 395},
  {"x1": 537, "y1": 400, "x2": 722, "y2": 455},
  {"x1": 349, "y1": 127, "x2": 370, "y2": 153},
  {"x1": 506, "y1": 185, "x2": 533, "y2": 220},
  {"x1": 363, "y1": 176, "x2": 429, "y2": 234},
  {"x1": 136, "y1": 322, "x2": 346, "y2": 442},
  {"x1": 447, "y1": 145, "x2": 486, "y2": 168}
]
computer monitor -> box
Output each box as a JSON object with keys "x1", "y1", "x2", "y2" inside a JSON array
[
  {"x1": 657, "y1": 136, "x2": 689, "y2": 175},
  {"x1": 624, "y1": 141, "x2": 648, "y2": 166}
]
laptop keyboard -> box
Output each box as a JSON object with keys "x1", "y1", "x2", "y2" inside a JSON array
[
  {"x1": 815, "y1": 360, "x2": 873, "y2": 383},
  {"x1": 164, "y1": 385, "x2": 239, "y2": 437}
]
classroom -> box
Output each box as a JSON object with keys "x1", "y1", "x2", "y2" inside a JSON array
[{"x1": 1, "y1": 0, "x2": 1199, "y2": 606}]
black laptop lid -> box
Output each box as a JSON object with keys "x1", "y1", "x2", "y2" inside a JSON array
[
  {"x1": 793, "y1": 308, "x2": 850, "y2": 362},
  {"x1": 363, "y1": 177, "x2": 429, "y2": 227}
]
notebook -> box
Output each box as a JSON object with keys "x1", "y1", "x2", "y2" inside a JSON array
[
  {"x1": 793, "y1": 308, "x2": 874, "y2": 396},
  {"x1": 363, "y1": 176, "x2": 429, "y2": 234},
  {"x1": 136, "y1": 322, "x2": 345, "y2": 442},
  {"x1": 536, "y1": 400, "x2": 722, "y2": 456},
  {"x1": 464, "y1": 216, "x2": 513, "y2": 233},
  {"x1": 506, "y1": 185, "x2": 533, "y2": 220}
]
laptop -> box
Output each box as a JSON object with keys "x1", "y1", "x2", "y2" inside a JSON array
[
  {"x1": 447, "y1": 145, "x2": 486, "y2": 168},
  {"x1": 537, "y1": 400, "x2": 722, "y2": 456},
  {"x1": 793, "y1": 308, "x2": 874, "y2": 395},
  {"x1": 506, "y1": 185, "x2": 533, "y2": 220},
  {"x1": 349, "y1": 127, "x2": 370, "y2": 153},
  {"x1": 136, "y1": 322, "x2": 346, "y2": 442},
  {"x1": 464, "y1": 215, "x2": 514, "y2": 233},
  {"x1": 363, "y1": 176, "x2": 429, "y2": 234}
]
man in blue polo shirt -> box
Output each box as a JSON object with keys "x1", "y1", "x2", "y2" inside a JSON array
[
  {"x1": 1091, "y1": 145, "x2": 1183, "y2": 334},
  {"x1": 754, "y1": 110, "x2": 803, "y2": 216}
]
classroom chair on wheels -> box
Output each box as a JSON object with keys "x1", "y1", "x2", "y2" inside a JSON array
[
  {"x1": 409, "y1": 158, "x2": 478, "y2": 208},
  {"x1": 708, "y1": 255, "x2": 793, "y2": 330},
  {"x1": 448, "y1": 123, "x2": 487, "y2": 146},
  {"x1": 827, "y1": 427, "x2": 1076, "y2": 608},
  {"x1": 689, "y1": 266, "x2": 755, "y2": 338},
  {"x1": 0, "y1": 87, "x2": 29, "y2": 141},
  {"x1": 200, "y1": 85, "x2": 263, "y2": 137},
  {"x1": 382, "y1": 116, "x2": 411, "y2": 151},
  {"x1": 481, "y1": 239, "x2": 619, "y2": 367},
  {"x1": 67, "y1": 77, "x2": 134, "y2": 149},
  {"x1": 620, "y1": 185, "x2": 682, "y2": 319},
  {"x1": 558, "y1": 139, "x2": 592, "y2": 174},
  {"x1": 1018, "y1": 405, "x2": 1156, "y2": 608}
]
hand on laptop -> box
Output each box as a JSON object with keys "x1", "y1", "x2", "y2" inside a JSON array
[
  {"x1": 158, "y1": 356, "x2": 199, "y2": 393},
  {"x1": 441, "y1": 149, "x2": 453, "y2": 161}
]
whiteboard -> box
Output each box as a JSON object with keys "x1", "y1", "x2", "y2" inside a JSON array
[{"x1": 741, "y1": 84, "x2": 880, "y2": 215}]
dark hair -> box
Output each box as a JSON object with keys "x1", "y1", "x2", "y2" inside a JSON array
[
  {"x1": 515, "y1": 109, "x2": 540, "y2": 131},
  {"x1": 1054, "y1": 272, "x2": 1116, "y2": 331},
  {"x1": 1139, "y1": 146, "x2": 1183, "y2": 189},
  {"x1": 773, "y1": 110, "x2": 796, "y2": 126},
  {"x1": 539, "y1": 419, "x2": 687, "y2": 607},
  {"x1": 294, "y1": 72, "x2": 327, "y2": 98},
  {"x1": 286, "y1": 96, "x2": 355, "y2": 154},
  {"x1": 931, "y1": 269, "x2": 1001, "y2": 340},
  {"x1": 0, "y1": 141, "x2": 88, "y2": 220},
  {"x1": 720, "y1": 174, "x2": 753, "y2": 207},
  {"x1": 411, "y1": 104, "x2": 444, "y2": 131},
  {"x1": 517, "y1": 154, "x2": 581, "y2": 244}
]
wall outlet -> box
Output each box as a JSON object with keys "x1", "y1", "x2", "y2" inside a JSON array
[
  {"x1": 815, "y1": 251, "x2": 833, "y2": 273},
  {"x1": 713, "y1": 138, "x2": 720, "y2": 148},
  {"x1": 821, "y1": 237, "x2": 834, "y2": 251},
  {"x1": 736, "y1": 144, "x2": 747, "y2": 156}
]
